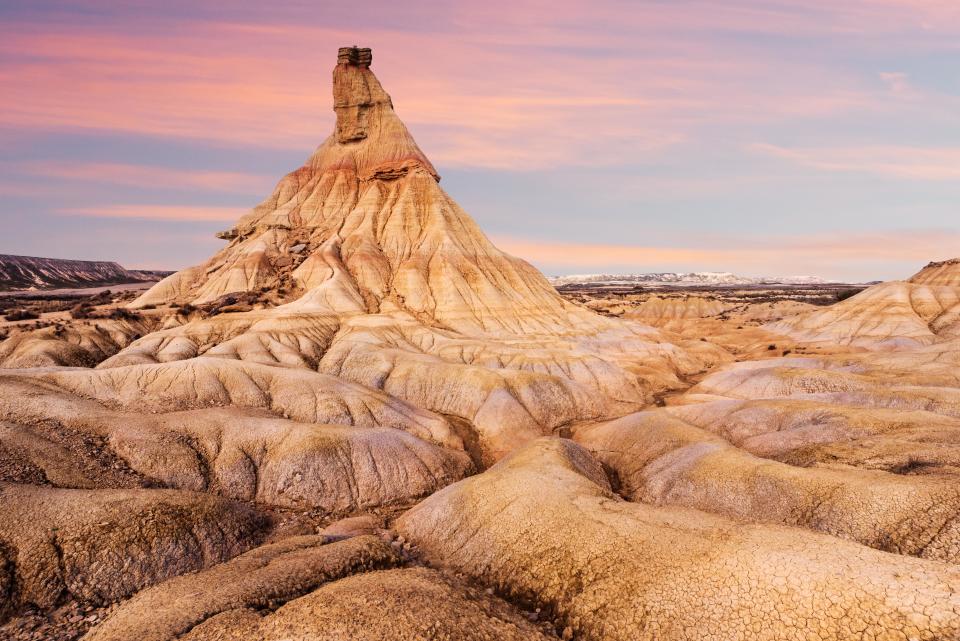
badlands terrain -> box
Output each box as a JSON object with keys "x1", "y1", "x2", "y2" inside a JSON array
[{"x1": 1, "y1": 47, "x2": 960, "y2": 640}]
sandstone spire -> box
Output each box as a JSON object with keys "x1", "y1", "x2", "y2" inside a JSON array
[
  {"x1": 118, "y1": 47, "x2": 708, "y2": 461},
  {"x1": 320, "y1": 46, "x2": 439, "y2": 181},
  {"x1": 334, "y1": 47, "x2": 378, "y2": 144},
  {"x1": 131, "y1": 47, "x2": 584, "y2": 333}
]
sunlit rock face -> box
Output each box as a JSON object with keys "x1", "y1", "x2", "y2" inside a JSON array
[
  {"x1": 115, "y1": 47, "x2": 711, "y2": 462},
  {"x1": 397, "y1": 438, "x2": 960, "y2": 641},
  {"x1": 130, "y1": 47, "x2": 563, "y2": 330},
  {"x1": 767, "y1": 258, "x2": 960, "y2": 349}
]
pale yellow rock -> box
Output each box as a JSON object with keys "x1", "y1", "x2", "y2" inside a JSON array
[
  {"x1": 397, "y1": 438, "x2": 960, "y2": 641},
  {"x1": 911, "y1": 257, "x2": 960, "y2": 287},
  {"x1": 576, "y1": 409, "x2": 960, "y2": 563},
  {"x1": 768, "y1": 259, "x2": 960, "y2": 348},
  {"x1": 0, "y1": 370, "x2": 472, "y2": 512},
  {"x1": 95, "y1": 47, "x2": 712, "y2": 461}
]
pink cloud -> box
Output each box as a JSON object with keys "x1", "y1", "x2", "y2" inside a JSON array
[
  {"x1": 57, "y1": 205, "x2": 242, "y2": 221},
  {"x1": 878, "y1": 71, "x2": 918, "y2": 98},
  {"x1": 443, "y1": 1, "x2": 960, "y2": 40},
  {"x1": 21, "y1": 162, "x2": 273, "y2": 192},
  {"x1": 751, "y1": 143, "x2": 960, "y2": 180},
  {"x1": 0, "y1": 182, "x2": 49, "y2": 198},
  {"x1": 0, "y1": 13, "x2": 888, "y2": 171}
]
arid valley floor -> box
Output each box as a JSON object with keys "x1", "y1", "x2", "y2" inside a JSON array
[{"x1": 2, "y1": 48, "x2": 960, "y2": 641}]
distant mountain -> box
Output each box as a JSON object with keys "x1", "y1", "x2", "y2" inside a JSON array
[
  {"x1": 130, "y1": 269, "x2": 176, "y2": 282},
  {"x1": 0, "y1": 254, "x2": 171, "y2": 291},
  {"x1": 548, "y1": 272, "x2": 831, "y2": 287}
]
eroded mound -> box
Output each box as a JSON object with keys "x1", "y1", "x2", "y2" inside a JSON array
[
  {"x1": 576, "y1": 409, "x2": 960, "y2": 562},
  {"x1": 0, "y1": 483, "x2": 267, "y2": 622},
  {"x1": 180, "y1": 567, "x2": 554, "y2": 641},
  {"x1": 0, "y1": 370, "x2": 471, "y2": 512},
  {"x1": 0, "y1": 317, "x2": 157, "y2": 368},
  {"x1": 397, "y1": 438, "x2": 960, "y2": 641},
  {"x1": 768, "y1": 259, "x2": 960, "y2": 349},
  {"x1": 83, "y1": 535, "x2": 401, "y2": 641}
]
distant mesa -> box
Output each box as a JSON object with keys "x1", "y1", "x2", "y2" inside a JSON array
[{"x1": 0, "y1": 253, "x2": 171, "y2": 292}]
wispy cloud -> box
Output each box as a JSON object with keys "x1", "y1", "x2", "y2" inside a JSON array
[
  {"x1": 57, "y1": 205, "x2": 242, "y2": 221},
  {"x1": 751, "y1": 143, "x2": 960, "y2": 180},
  {"x1": 878, "y1": 71, "x2": 919, "y2": 98},
  {"x1": 20, "y1": 162, "x2": 273, "y2": 193},
  {"x1": 0, "y1": 7, "x2": 892, "y2": 169}
]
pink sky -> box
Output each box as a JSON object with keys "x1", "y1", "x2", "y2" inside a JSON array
[{"x1": 1, "y1": 1, "x2": 958, "y2": 281}]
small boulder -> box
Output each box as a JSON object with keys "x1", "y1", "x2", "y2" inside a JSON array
[{"x1": 318, "y1": 515, "x2": 381, "y2": 541}]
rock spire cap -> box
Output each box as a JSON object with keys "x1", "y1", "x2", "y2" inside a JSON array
[{"x1": 338, "y1": 46, "x2": 372, "y2": 68}]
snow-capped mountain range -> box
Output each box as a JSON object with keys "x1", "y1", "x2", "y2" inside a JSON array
[{"x1": 548, "y1": 272, "x2": 832, "y2": 287}]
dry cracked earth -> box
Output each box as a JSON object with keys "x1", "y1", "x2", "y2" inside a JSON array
[{"x1": 2, "y1": 47, "x2": 960, "y2": 640}]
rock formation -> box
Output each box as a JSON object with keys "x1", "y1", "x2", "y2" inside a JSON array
[
  {"x1": 575, "y1": 408, "x2": 960, "y2": 562},
  {"x1": 767, "y1": 258, "x2": 960, "y2": 348},
  {"x1": 0, "y1": 316, "x2": 158, "y2": 368},
  {"x1": 0, "y1": 254, "x2": 165, "y2": 291},
  {"x1": 0, "y1": 483, "x2": 267, "y2": 619},
  {"x1": 114, "y1": 45, "x2": 713, "y2": 463},
  {"x1": 397, "y1": 438, "x2": 960, "y2": 641}
]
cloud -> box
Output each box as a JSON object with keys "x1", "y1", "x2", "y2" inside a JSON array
[
  {"x1": 57, "y1": 205, "x2": 242, "y2": 221},
  {"x1": 750, "y1": 143, "x2": 960, "y2": 180},
  {"x1": 20, "y1": 162, "x2": 274, "y2": 193},
  {"x1": 0, "y1": 7, "x2": 889, "y2": 170},
  {"x1": 879, "y1": 71, "x2": 917, "y2": 98},
  {"x1": 0, "y1": 181, "x2": 48, "y2": 198}
]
